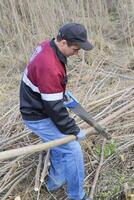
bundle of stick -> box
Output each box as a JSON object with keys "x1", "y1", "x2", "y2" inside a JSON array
[
  {"x1": 0, "y1": 90, "x2": 134, "y2": 199},
  {"x1": 0, "y1": 60, "x2": 134, "y2": 199}
]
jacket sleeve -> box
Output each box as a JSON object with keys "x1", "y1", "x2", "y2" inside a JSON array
[
  {"x1": 43, "y1": 99, "x2": 80, "y2": 135},
  {"x1": 37, "y1": 64, "x2": 80, "y2": 135}
]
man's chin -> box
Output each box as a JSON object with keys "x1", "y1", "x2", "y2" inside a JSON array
[{"x1": 66, "y1": 54, "x2": 74, "y2": 57}]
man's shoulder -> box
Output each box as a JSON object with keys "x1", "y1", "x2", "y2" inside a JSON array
[
  {"x1": 39, "y1": 39, "x2": 50, "y2": 48},
  {"x1": 29, "y1": 40, "x2": 64, "y2": 73}
]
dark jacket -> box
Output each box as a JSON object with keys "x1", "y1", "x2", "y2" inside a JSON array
[{"x1": 20, "y1": 39, "x2": 80, "y2": 135}]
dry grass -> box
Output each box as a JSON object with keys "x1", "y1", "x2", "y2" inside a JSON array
[{"x1": 0, "y1": 0, "x2": 134, "y2": 199}]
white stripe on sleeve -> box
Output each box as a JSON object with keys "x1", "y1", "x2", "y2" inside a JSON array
[
  {"x1": 22, "y1": 68, "x2": 63, "y2": 101},
  {"x1": 23, "y1": 71, "x2": 40, "y2": 93},
  {"x1": 41, "y1": 92, "x2": 63, "y2": 101}
]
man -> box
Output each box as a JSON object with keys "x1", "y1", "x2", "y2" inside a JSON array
[{"x1": 20, "y1": 23, "x2": 93, "y2": 200}]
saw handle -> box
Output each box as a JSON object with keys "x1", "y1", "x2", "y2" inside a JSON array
[{"x1": 63, "y1": 91, "x2": 79, "y2": 108}]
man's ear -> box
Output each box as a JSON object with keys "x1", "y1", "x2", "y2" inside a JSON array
[{"x1": 61, "y1": 39, "x2": 67, "y2": 47}]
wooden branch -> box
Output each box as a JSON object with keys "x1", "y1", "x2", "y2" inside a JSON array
[
  {"x1": 14, "y1": 196, "x2": 21, "y2": 200},
  {"x1": 2, "y1": 169, "x2": 32, "y2": 200},
  {"x1": 35, "y1": 150, "x2": 50, "y2": 200},
  {"x1": 40, "y1": 149, "x2": 50, "y2": 183},
  {"x1": 0, "y1": 135, "x2": 76, "y2": 161},
  {"x1": 0, "y1": 100, "x2": 134, "y2": 161},
  {"x1": 34, "y1": 152, "x2": 43, "y2": 192},
  {"x1": 86, "y1": 100, "x2": 134, "y2": 135},
  {"x1": 89, "y1": 139, "x2": 106, "y2": 199}
]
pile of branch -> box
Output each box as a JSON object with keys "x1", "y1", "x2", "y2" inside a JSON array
[
  {"x1": 0, "y1": 80, "x2": 134, "y2": 199},
  {"x1": 0, "y1": 23, "x2": 134, "y2": 200}
]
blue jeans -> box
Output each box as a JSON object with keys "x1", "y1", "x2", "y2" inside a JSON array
[{"x1": 24, "y1": 118, "x2": 85, "y2": 200}]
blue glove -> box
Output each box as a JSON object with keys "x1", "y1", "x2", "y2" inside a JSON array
[
  {"x1": 76, "y1": 129, "x2": 86, "y2": 140},
  {"x1": 64, "y1": 91, "x2": 79, "y2": 108}
]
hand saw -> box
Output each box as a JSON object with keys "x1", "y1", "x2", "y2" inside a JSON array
[{"x1": 64, "y1": 91, "x2": 111, "y2": 140}]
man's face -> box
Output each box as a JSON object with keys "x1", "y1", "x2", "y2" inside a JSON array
[{"x1": 61, "y1": 40, "x2": 81, "y2": 57}]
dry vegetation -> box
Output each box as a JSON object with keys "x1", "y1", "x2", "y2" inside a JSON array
[{"x1": 0, "y1": 0, "x2": 134, "y2": 199}]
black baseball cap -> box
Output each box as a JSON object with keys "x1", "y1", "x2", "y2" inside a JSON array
[{"x1": 58, "y1": 23, "x2": 94, "y2": 51}]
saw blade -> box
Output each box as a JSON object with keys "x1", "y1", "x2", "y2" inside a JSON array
[{"x1": 71, "y1": 104, "x2": 111, "y2": 140}]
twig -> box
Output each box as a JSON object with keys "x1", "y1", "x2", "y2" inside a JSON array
[
  {"x1": 36, "y1": 150, "x2": 50, "y2": 200},
  {"x1": 1, "y1": 169, "x2": 32, "y2": 200},
  {"x1": 89, "y1": 139, "x2": 106, "y2": 199},
  {"x1": 40, "y1": 149, "x2": 50, "y2": 183},
  {"x1": 34, "y1": 152, "x2": 43, "y2": 192}
]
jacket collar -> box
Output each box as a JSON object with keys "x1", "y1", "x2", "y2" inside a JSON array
[{"x1": 50, "y1": 38, "x2": 67, "y2": 65}]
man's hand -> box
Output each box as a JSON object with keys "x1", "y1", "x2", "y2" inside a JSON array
[
  {"x1": 76, "y1": 129, "x2": 86, "y2": 140},
  {"x1": 63, "y1": 91, "x2": 79, "y2": 108}
]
